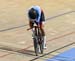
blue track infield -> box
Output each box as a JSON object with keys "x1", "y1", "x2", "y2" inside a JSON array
[{"x1": 46, "y1": 48, "x2": 75, "y2": 61}]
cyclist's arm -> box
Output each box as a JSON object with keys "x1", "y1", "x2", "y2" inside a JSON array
[{"x1": 27, "y1": 20, "x2": 34, "y2": 30}]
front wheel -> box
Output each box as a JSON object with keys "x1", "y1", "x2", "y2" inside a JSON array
[
  {"x1": 33, "y1": 38, "x2": 39, "y2": 56},
  {"x1": 39, "y1": 39, "x2": 44, "y2": 54}
]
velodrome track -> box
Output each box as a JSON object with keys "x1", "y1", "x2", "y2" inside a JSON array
[{"x1": 0, "y1": 0, "x2": 75, "y2": 61}]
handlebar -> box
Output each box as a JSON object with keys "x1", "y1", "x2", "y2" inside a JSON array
[{"x1": 27, "y1": 26, "x2": 39, "y2": 31}]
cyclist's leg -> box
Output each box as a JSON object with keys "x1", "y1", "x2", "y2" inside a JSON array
[
  {"x1": 39, "y1": 10, "x2": 47, "y2": 49},
  {"x1": 39, "y1": 22, "x2": 47, "y2": 49}
]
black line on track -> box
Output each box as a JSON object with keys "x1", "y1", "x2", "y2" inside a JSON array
[
  {"x1": 0, "y1": 11, "x2": 74, "y2": 32},
  {"x1": 30, "y1": 42, "x2": 75, "y2": 61}
]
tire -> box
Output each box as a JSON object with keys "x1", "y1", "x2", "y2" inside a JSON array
[
  {"x1": 39, "y1": 38, "x2": 44, "y2": 54},
  {"x1": 33, "y1": 38, "x2": 39, "y2": 56}
]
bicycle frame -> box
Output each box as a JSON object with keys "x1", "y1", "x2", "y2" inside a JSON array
[{"x1": 32, "y1": 26, "x2": 44, "y2": 56}]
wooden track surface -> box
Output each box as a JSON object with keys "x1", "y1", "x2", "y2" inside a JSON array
[{"x1": 0, "y1": 0, "x2": 75, "y2": 61}]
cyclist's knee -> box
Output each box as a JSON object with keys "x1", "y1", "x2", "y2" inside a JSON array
[{"x1": 40, "y1": 28, "x2": 45, "y2": 36}]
